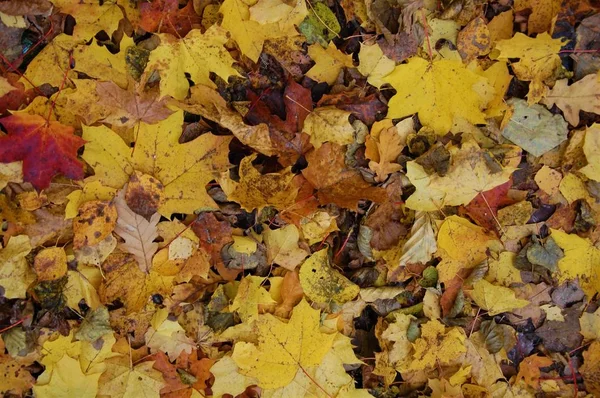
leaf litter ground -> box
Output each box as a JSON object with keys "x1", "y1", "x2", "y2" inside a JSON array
[{"x1": 1, "y1": 0, "x2": 600, "y2": 397}]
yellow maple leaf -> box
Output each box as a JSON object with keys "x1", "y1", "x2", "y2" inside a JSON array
[
  {"x1": 299, "y1": 248, "x2": 360, "y2": 305},
  {"x1": 384, "y1": 57, "x2": 494, "y2": 134},
  {"x1": 302, "y1": 107, "x2": 354, "y2": 148},
  {"x1": 300, "y1": 211, "x2": 339, "y2": 245},
  {"x1": 33, "y1": 355, "x2": 100, "y2": 398},
  {"x1": 470, "y1": 279, "x2": 529, "y2": 315},
  {"x1": 406, "y1": 319, "x2": 466, "y2": 372},
  {"x1": 231, "y1": 276, "x2": 277, "y2": 322},
  {"x1": 99, "y1": 256, "x2": 174, "y2": 313},
  {"x1": 306, "y1": 42, "x2": 354, "y2": 85},
  {"x1": 495, "y1": 32, "x2": 565, "y2": 104},
  {"x1": 486, "y1": 251, "x2": 523, "y2": 286},
  {"x1": 357, "y1": 42, "x2": 395, "y2": 88},
  {"x1": 580, "y1": 123, "x2": 600, "y2": 182},
  {"x1": 230, "y1": 299, "x2": 364, "y2": 395},
  {"x1": 143, "y1": 26, "x2": 240, "y2": 100},
  {"x1": 405, "y1": 139, "x2": 515, "y2": 211},
  {"x1": 52, "y1": 0, "x2": 125, "y2": 40},
  {"x1": 98, "y1": 357, "x2": 165, "y2": 398},
  {"x1": 144, "y1": 308, "x2": 195, "y2": 361},
  {"x1": 436, "y1": 216, "x2": 498, "y2": 283},
  {"x1": 219, "y1": 154, "x2": 298, "y2": 211},
  {"x1": 551, "y1": 229, "x2": 600, "y2": 299},
  {"x1": 82, "y1": 111, "x2": 231, "y2": 217},
  {"x1": 210, "y1": 356, "x2": 258, "y2": 397},
  {"x1": 0, "y1": 235, "x2": 34, "y2": 299},
  {"x1": 220, "y1": 0, "x2": 306, "y2": 62},
  {"x1": 263, "y1": 224, "x2": 309, "y2": 271}
]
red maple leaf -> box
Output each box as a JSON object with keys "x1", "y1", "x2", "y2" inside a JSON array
[
  {"x1": 140, "y1": 0, "x2": 201, "y2": 37},
  {"x1": 0, "y1": 114, "x2": 85, "y2": 190}
]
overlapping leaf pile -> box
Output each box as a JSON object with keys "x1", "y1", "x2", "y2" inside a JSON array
[{"x1": 0, "y1": 0, "x2": 600, "y2": 396}]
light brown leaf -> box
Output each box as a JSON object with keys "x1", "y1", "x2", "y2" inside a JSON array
[{"x1": 114, "y1": 189, "x2": 160, "y2": 273}]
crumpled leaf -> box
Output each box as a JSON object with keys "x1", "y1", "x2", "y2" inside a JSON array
[
  {"x1": 299, "y1": 248, "x2": 360, "y2": 305},
  {"x1": 145, "y1": 308, "x2": 195, "y2": 362},
  {"x1": 219, "y1": 154, "x2": 298, "y2": 211},
  {"x1": 405, "y1": 139, "x2": 515, "y2": 211},
  {"x1": 470, "y1": 279, "x2": 529, "y2": 315},
  {"x1": 495, "y1": 32, "x2": 565, "y2": 103},
  {"x1": 384, "y1": 57, "x2": 493, "y2": 134},
  {"x1": 0, "y1": 114, "x2": 85, "y2": 190},
  {"x1": 501, "y1": 98, "x2": 568, "y2": 157},
  {"x1": 302, "y1": 107, "x2": 354, "y2": 148},
  {"x1": 302, "y1": 142, "x2": 387, "y2": 210}
]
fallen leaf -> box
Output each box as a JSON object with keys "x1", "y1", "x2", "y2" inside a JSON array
[
  {"x1": 299, "y1": 248, "x2": 360, "y2": 305},
  {"x1": 263, "y1": 224, "x2": 309, "y2": 270},
  {"x1": 98, "y1": 357, "x2": 165, "y2": 398},
  {"x1": 306, "y1": 42, "x2": 354, "y2": 85},
  {"x1": 470, "y1": 279, "x2": 529, "y2": 315},
  {"x1": 384, "y1": 57, "x2": 493, "y2": 134},
  {"x1": 143, "y1": 26, "x2": 240, "y2": 99},
  {"x1": 405, "y1": 140, "x2": 515, "y2": 211},
  {"x1": 501, "y1": 98, "x2": 568, "y2": 157},
  {"x1": 145, "y1": 308, "x2": 195, "y2": 361},
  {"x1": 551, "y1": 228, "x2": 600, "y2": 299},
  {"x1": 140, "y1": 0, "x2": 201, "y2": 36},
  {"x1": 0, "y1": 235, "x2": 34, "y2": 299},
  {"x1": 579, "y1": 123, "x2": 600, "y2": 181},
  {"x1": 302, "y1": 143, "x2": 387, "y2": 210},
  {"x1": 302, "y1": 107, "x2": 354, "y2": 148},
  {"x1": 95, "y1": 81, "x2": 174, "y2": 128},
  {"x1": 0, "y1": 114, "x2": 85, "y2": 190},
  {"x1": 34, "y1": 247, "x2": 68, "y2": 282},
  {"x1": 495, "y1": 32, "x2": 565, "y2": 103},
  {"x1": 436, "y1": 216, "x2": 498, "y2": 283},
  {"x1": 219, "y1": 154, "x2": 298, "y2": 211},
  {"x1": 357, "y1": 42, "x2": 395, "y2": 88},
  {"x1": 33, "y1": 355, "x2": 100, "y2": 398}
]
